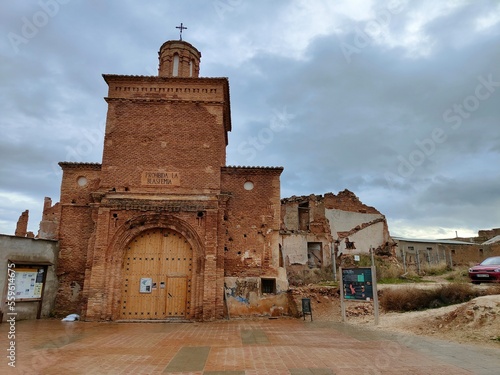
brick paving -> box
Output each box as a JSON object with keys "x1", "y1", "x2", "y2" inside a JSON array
[{"x1": 1, "y1": 318, "x2": 499, "y2": 374}]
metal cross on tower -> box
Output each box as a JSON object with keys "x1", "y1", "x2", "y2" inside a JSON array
[{"x1": 176, "y1": 23, "x2": 187, "y2": 41}]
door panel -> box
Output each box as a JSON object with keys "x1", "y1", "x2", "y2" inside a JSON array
[{"x1": 121, "y1": 228, "x2": 192, "y2": 320}]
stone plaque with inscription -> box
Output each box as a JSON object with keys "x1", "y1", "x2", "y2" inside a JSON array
[{"x1": 141, "y1": 171, "x2": 180, "y2": 186}]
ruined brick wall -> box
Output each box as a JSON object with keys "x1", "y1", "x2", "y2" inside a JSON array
[
  {"x1": 477, "y1": 228, "x2": 500, "y2": 242},
  {"x1": 281, "y1": 190, "x2": 390, "y2": 267},
  {"x1": 281, "y1": 190, "x2": 381, "y2": 233},
  {"x1": 14, "y1": 210, "x2": 29, "y2": 237},
  {"x1": 221, "y1": 167, "x2": 283, "y2": 278},
  {"x1": 55, "y1": 163, "x2": 101, "y2": 316},
  {"x1": 281, "y1": 194, "x2": 331, "y2": 234},
  {"x1": 37, "y1": 197, "x2": 61, "y2": 240},
  {"x1": 323, "y1": 190, "x2": 380, "y2": 213}
]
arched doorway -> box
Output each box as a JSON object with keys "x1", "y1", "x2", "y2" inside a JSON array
[{"x1": 120, "y1": 228, "x2": 192, "y2": 320}]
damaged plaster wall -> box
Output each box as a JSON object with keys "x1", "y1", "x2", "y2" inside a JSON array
[
  {"x1": 326, "y1": 209, "x2": 389, "y2": 254},
  {"x1": 224, "y1": 272, "x2": 288, "y2": 317},
  {"x1": 282, "y1": 234, "x2": 330, "y2": 267},
  {"x1": 280, "y1": 190, "x2": 391, "y2": 269}
]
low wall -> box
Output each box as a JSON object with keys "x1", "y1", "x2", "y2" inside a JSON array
[{"x1": 0, "y1": 235, "x2": 59, "y2": 321}]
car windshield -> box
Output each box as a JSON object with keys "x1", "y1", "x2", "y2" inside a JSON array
[{"x1": 480, "y1": 257, "x2": 500, "y2": 266}]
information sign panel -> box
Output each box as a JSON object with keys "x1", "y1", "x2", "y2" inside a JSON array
[{"x1": 342, "y1": 267, "x2": 374, "y2": 301}]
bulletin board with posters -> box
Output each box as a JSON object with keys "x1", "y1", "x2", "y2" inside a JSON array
[
  {"x1": 7, "y1": 261, "x2": 51, "y2": 319},
  {"x1": 14, "y1": 266, "x2": 46, "y2": 300},
  {"x1": 7, "y1": 262, "x2": 50, "y2": 301}
]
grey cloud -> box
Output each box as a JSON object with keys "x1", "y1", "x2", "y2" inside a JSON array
[{"x1": 0, "y1": 0, "x2": 499, "y2": 237}]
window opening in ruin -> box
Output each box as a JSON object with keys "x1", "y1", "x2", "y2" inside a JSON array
[
  {"x1": 173, "y1": 54, "x2": 179, "y2": 76},
  {"x1": 307, "y1": 242, "x2": 322, "y2": 268},
  {"x1": 298, "y1": 202, "x2": 310, "y2": 231},
  {"x1": 279, "y1": 244, "x2": 284, "y2": 267},
  {"x1": 345, "y1": 238, "x2": 355, "y2": 250},
  {"x1": 261, "y1": 278, "x2": 276, "y2": 294}
]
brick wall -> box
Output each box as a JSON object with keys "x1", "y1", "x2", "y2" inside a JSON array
[
  {"x1": 221, "y1": 167, "x2": 283, "y2": 278},
  {"x1": 55, "y1": 163, "x2": 101, "y2": 316}
]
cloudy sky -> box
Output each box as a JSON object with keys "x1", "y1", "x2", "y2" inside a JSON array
[{"x1": 1, "y1": 0, "x2": 499, "y2": 239}]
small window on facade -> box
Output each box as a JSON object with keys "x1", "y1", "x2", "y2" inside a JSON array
[
  {"x1": 244, "y1": 181, "x2": 254, "y2": 190},
  {"x1": 261, "y1": 278, "x2": 276, "y2": 294},
  {"x1": 77, "y1": 176, "x2": 88, "y2": 187},
  {"x1": 189, "y1": 59, "x2": 193, "y2": 77},
  {"x1": 173, "y1": 54, "x2": 179, "y2": 76},
  {"x1": 298, "y1": 202, "x2": 309, "y2": 231}
]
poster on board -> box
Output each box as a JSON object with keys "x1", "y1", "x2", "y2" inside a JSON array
[
  {"x1": 14, "y1": 267, "x2": 45, "y2": 300},
  {"x1": 140, "y1": 278, "x2": 153, "y2": 293}
]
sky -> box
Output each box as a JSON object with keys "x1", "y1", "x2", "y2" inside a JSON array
[{"x1": 0, "y1": 0, "x2": 499, "y2": 239}]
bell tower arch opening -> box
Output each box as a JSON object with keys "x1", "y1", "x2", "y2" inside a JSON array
[{"x1": 158, "y1": 40, "x2": 201, "y2": 78}]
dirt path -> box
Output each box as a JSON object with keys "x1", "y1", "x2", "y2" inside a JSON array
[{"x1": 290, "y1": 285, "x2": 500, "y2": 349}]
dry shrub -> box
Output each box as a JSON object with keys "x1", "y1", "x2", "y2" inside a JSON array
[
  {"x1": 380, "y1": 287, "x2": 434, "y2": 312},
  {"x1": 422, "y1": 261, "x2": 450, "y2": 276},
  {"x1": 380, "y1": 284, "x2": 487, "y2": 312},
  {"x1": 438, "y1": 284, "x2": 478, "y2": 305},
  {"x1": 485, "y1": 284, "x2": 500, "y2": 295},
  {"x1": 444, "y1": 266, "x2": 470, "y2": 283}
]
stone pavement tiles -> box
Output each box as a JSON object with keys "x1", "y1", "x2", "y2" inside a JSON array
[{"x1": 0, "y1": 319, "x2": 499, "y2": 374}]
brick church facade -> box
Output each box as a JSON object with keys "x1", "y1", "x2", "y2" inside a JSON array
[{"x1": 51, "y1": 40, "x2": 287, "y2": 321}]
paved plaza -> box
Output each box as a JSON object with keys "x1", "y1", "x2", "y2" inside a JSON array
[{"x1": 1, "y1": 318, "x2": 499, "y2": 374}]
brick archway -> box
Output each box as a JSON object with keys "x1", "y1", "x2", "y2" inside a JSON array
[{"x1": 104, "y1": 213, "x2": 205, "y2": 321}]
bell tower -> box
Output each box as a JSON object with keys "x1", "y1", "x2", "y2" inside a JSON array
[{"x1": 158, "y1": 40, "x2": 201, "y2": 78}]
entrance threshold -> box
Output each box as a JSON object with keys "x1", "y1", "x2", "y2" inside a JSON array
[{"x1": 115, "y1": 319, "x2": 193, "y2": 323}]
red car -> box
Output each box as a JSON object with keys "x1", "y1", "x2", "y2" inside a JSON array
[{"x1": 469, "y1": 256, "x2": 500, "y2": 284}]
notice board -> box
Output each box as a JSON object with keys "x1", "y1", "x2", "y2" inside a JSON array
[
  {"x1": 14, "y1": 267, "x2": 45, "y2": 300},
  {"x1": 341, "y1": 267, "x2": 374, "y2": 301}
]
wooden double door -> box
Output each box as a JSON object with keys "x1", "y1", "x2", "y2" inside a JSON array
[{"x1": 121, "y1": 228, "x2": 192, "y2": 320}]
